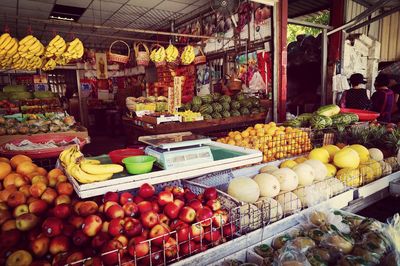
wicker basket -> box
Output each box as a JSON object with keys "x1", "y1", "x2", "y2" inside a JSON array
[
  {"x1": 194, "y1": 46, "x2": 206, "y2": 65},
  {"x1": 134, "y1": 42, "x2": 150, "y2": 66},
  {"x1": 151, "y1": 43, "x2": 166, "y2": 68},
  {"x1": 108, "y1": 40, "x2": 130, "y2": 64}
]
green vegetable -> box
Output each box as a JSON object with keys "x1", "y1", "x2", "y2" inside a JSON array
[{"x1": 316, "y1": 104, "x2": 340, "y2": 117}]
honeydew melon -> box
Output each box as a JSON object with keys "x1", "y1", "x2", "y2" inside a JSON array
[
  {"x1": 309, "y1": 148, "x2": 330, "y2": 163},
  {"x1": 333, "y1": 147, "x2": 360, "y2": 169},
  {"x1": 253, "y1": 173, "x2": 281, "y2": 198},
  {"x1": 292, "y1": 163, "x2": 315, "y2": 186},
  {"x1": 272, "y1": 168, "x2": 299, "y2": 192},
  {"x1": 228, "y1": 177, "x2": 260, "y2": 203},
  {"x1": 304, "y1": 159, "x2": 328, "y2": 181}
]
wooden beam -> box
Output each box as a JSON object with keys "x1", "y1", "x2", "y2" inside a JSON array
[{"x1": 277, "y1": 0, "x2": 288, "y2": 122}]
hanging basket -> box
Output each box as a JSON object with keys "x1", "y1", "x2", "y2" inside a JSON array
[
  {"x1": 194, "y1": 46, "x2": 206, "y2": 65},
  {"x1": 151, "y1": 44, "x2": 166, "y2": 68},
  {"x1": 134, "y1": 42, "x2": 150, "y2": 66},
  {"x1": 108, "y1": 40, "x2": 130, "y2": 64}
]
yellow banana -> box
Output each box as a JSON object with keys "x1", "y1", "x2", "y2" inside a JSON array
[
  {"x1": 81, "y1": 159, "x2": 101, "y2": 165},
  {"x1": 48, "y1": 35, "x2": 61, "y2": 47},
  {"x1": 0, "y1": 35, "x2": 12, "y2": 50},
  {"x1": 80, "y1": 162, "x2": 123, "y2": 175},
  {"x1": 18, "y1": 44, "x2": 30, "y2": 53},
  {"x1": 4, "y1": 38, "x2": 16, "y2": 51},
  {"x1": 29, "y1": 41, "x2": 40, "y2": 52},
  {"x1": 70, "y1": 164, "x2": 113, "y2": 184},
  {"x1": 0, "y1": 33, "x2": 11, "y2": 47},
  {"x1": 19, "y1": 35, "x2": 34, "y2": 46}
]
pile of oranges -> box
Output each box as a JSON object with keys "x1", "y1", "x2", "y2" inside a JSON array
[{"x1": 217, "y1": 122, "x2": 312, "y2": 162}]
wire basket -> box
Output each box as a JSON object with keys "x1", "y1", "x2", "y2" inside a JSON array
[
  {"x1": 108, "y1": 40, "x2": 130, "y2": 64},
  {"x1": 134, "y1": 42, "x2": 150, "y2": 66},
  {"x1": 66, "y1": 179, "x2": 242, "y2": 266},
  {"x1": 193, "y1": 46, "x2": 206, "y2": 65}
]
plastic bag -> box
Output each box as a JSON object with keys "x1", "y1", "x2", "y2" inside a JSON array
[
  {"x1": 273, "y1": 242, "x2": 311, "y2": 266},
  {"x1": 249, "y1": 71, "x2": 267, "y2": 93}
]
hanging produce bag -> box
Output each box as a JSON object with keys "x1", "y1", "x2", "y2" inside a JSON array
[
  {"x1": 134, "y1": 42, "x2": 150, "y2": 66},
  {"x1": 108, "y1": 40, "x2": 130, "y2": 64}
]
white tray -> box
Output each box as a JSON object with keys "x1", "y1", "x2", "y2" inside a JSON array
[{"x1": 357, "y1": 170, "x2": 400, "y2": 198}]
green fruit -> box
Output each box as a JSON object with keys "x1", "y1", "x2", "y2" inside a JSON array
[
  {"x1": 191, "y1": 104, "x2": 201, "y2": 112},
  {"x1": 201, "y1": 94, "x2": 213, "y2": 104},
  {"x1": 199, "y1": 104, "x2": 213, "y2": 114},
  {"x1": 231, "y1": 100, "x2": 241, "y2": 110},
  {"x1": 235, "y1": 92, "x2": 246, "y2": 101},
  {"x1": 316, "y1": 104, "x2": 340, "y2": 117},
  {"x1": 221, "y1": 102, "x2": 230, "y2": 111},
  {"x1": 231, "y1": 110, "x2": 241, "y2": 117},
  {"x1": 240, "y1": 99, "x2": 252, "y2": 108},
  {"x1": 310, "y1": 115, "x2": 328, "y2": 129},
  {"x1": 222, "y1": 111, "x2": 231, "y2": 118},
  {"x1": 211, "y1": 102, "x2": 223, "y2": 113},
  {"x1": 219, "y1": 95, "x2": 232, "y2": 103},
  {"x1": 251, "y1": 108, "x2": 260, "y2": 114},
  {"x1": 239, "y1": 107, "x2": 250, "y2": 115},
  {"x1": 250, "y1": 97, "x2": 260, "y2": 107},
  {"x1": 203, "y1": 114, "x2": 212, "y2": 120},
  {"x1": 183, "y1": 103, "x2": 191, "y2": 111},
  {"x1": 211, "y1": 93, "x2": 221, "y2": 102},
  {"x1": 283, "y1": 119, "x2": 302, "y2": 127},
  {"x1": 212, "y1": 112, "x2": 222, "y2": 119}
]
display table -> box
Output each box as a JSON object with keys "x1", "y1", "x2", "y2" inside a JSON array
[{"x1": 122, "y1": 112, "x2": 267, "y2": 144}]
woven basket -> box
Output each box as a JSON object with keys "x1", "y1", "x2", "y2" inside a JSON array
[
  {"x1": 108, "y1": 40, "x2": 130, "y2": 64},
  {"x1": 134, "y1": 42, "x2": 150, "y2": 66},
  {"x1": 194, "y1": 46, "x2": 206, "y2": 65},
  {"x1": 151, "y1": 44, "x2": 166, "y2": 68}
]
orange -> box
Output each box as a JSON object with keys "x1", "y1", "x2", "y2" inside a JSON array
[
  {"x1": 0, "y1": 162, "x2": 12, "y2": 180},
  {"x1": 10, "y1": 155, "x2": 32, "y2": 169}
]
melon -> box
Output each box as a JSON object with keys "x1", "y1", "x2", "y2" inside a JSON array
[
  {"x1": 272, "y1": 168, "x2": 299, "y2": 191},
  {"x1": 324, "y1": 163, "x2": 337, "y2": 177},
  {"x1": 280, "y1": 160, "x2": 297, "y2": 169},
  {"x1": 385, "y1": 157, "x2": 399, "y2": 172},
  {"x1": 253, "y1": 173, "x2": 280, "y2": 198},
  {"x1": 368, "y1": 148, "x2": 384, "y2": 161},
  {"x1": 228, "y1": 177, "x2": 260, "y2": 203},
  {"x1": 309, "y1": 148, "x2": 330, "y2": 163},
  {"x1": 259, "y1": 165, "x2": 279, "y2": 174},
  {"x1": 294, "y1": 157, "x2": 308, "y2": 164},
  {"x1": 304, "y1": 159, "x2": 328, "y2": 181},
  {"x1": 358, "y1": 165, "x2": 374, "y2": 184},
  {"x1": 276, "y1": 192, "x2": 302, "y2": 215},
  {"x1": 349, "y1": 144, "x2": 370, "y2": 163},
  {"x1": 362, "y1": 159, "x2": 382, "y2": 179},
  {"x1": 239, "y1": 203, "x2": 261, "y2": 230},
  {"x1": 255, "y1": 197, "x2": 283, "y2": 222},
  {"x1": 379, "y1": 161, "x2": 392, "y2": 176},
  {"x1": 333, "y1": 147, "x2": 360, "y2": 169},
  {"x1": 336, "y1": 168, "x2": 361, "y2": 187},
  {"x1": 326, "y1": 178, "x2": 345, "y2": 195},
  {"x1": 292, "y1": 163, "x2": 315, "y2": 186},
  {"x1": 322, "y1": 144, "x2": 340, "y2": 161}
]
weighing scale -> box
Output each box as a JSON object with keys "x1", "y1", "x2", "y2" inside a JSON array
[{"x1": 139, "y1": 132, "x2": 214, "y2": 170}]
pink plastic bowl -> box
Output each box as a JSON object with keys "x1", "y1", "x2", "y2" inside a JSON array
[{"x1": 108, "y1": 148, "x2": 145, "y2": 164}]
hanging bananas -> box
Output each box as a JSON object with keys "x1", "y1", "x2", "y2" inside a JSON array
[
  {"x1": 42, "y1": 58, "x2": 56, "y2": 71},
  {"x1": 0, "y1": 34, "x2": 19, "y2": 59},
  {"x1": 18, "y1": 35, "x2": 45, "y2": 59},
  {"x1": 45, "y1": 35, "x2": 67, "y2": 58},
  {"x1": 150, "y1": 46, "x2": 166, "y2": 63},
  {"x1": 165, "y1": 44, "x2": 179, "y2": 62},
  {"x1": 62, "y1": 38, "x2": 84, "y2": 61},
  {"x1": 181, "y1": 45, "x2": 195, "y2": 65}
]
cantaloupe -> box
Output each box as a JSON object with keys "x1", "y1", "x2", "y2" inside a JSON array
[
  {"x1": 272, "y1": 168, "x2": 299, "y2": 191},
  {"x1": 253, "y1": 173, "x2": 280, "y2": 198},
  {"x1": 276, "y1": 192, "x2": 302, "y2": 215},
  {"x1": 292, "y1": 163, "x2": 315, "y2": 186},
  {"x1": 255, "y1": 197, "x2": 283, "y2": 222},
  {"x1": 333, "y1": 147, "x2": 360, "y2": 169},
  {"x1": 259, "y1": 165, "x2": 279, "y2": 174},
  {"x1": 228, "y1": 177, "x2": 260, "y2": 203},
  {"x1": 369, "y1": 148, "x2": 384, "y2": 161},
  {"x1": 304, "y1": 159, "x2": 328, "y2": 181}
]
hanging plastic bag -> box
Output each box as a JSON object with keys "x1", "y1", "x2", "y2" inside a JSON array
[{"x1": 249, "y1": 71, "x2": 267, "y2": 93}]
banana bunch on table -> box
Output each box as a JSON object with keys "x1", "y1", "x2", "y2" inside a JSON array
[
  {"x1": 60, "y1": 145, "x2": 124, "y2": 184},
  {"x1": 181, "y1": 45, "x2": 195, "y2": 65},
  {"x1": 165, "y1": 44, "x2": 179, "y2": 62}
]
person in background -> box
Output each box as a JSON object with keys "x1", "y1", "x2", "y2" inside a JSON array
[
  {"x1": 339, "y1": 73, "x2": 371, "y2": 110},
  {"x1": 371, "y1": 74, "x2": 394, "y2": 122},
  {"x1": 389, "y1": 78, "x2": 400, "y2": 122}
]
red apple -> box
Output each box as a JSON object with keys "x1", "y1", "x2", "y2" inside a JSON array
[
  {"x1": 137, "y1": 246, "x2": 162, "y2": 265},
  {"x1": 103, "y1": 201, "x2": 118, "y2": 213},
  {"x1": 212, "y1": 209, "x2": 229, "y2": 227},
  {"x1": 0, "y1": 229, "x2": 21, "y2": 249},
  {"x1": 179, "y1": 206, "x2": 196, "y2": 223},
  {"x1": 31, "y1": 175, "x2": 48, "y2": 185},
  {"x1": 170, "y1": 219, "x2": 188, "y2": 231},
  {"x1": 184, "y1": 189, "x2": 196, "y2": 202},
  {"x1": 62, "y1": 223, "x2": 75, "y2": 237},
  {"x1": 123, "y1": 202, "x2": 139, "y2": 217},
  {"x1": 72, "y1": 230, "x2": 90, "y2": 247},
  {"x1": 204, "y1": 227, "x2": 221, "y2": 243},
  {"x1": 41, "y1": 188, "x2": 57, "y2": 205},
  {"x1": 49, "y1": 235, "x2": 70, "y2": 255},
  {"x1": 51, "y1": 252, "x2": 68, "y2": 266},
  {"x1": 18, "y1": 184, "x2": 31, "y2": 198},
  {"x1": 82, "y1": 215, "x2": 102, "y2": 237},
  {"x1": 141, "y1": 229, "x2": 149, "y2": 239},
  {"x1": 42, "y1": 217, "x2": 63, "y2": 237},
  {"x1": 103, "y1": 191, "x2": 119, "y2": 203},
  {"x1": 164, "y1": 202, "x2": 180, "y2": 219},
  {"x1": 0, "y1": 210, "x2": 11, "y2": 225},
  {"x1": 172, "y1": 186, "x2": 184, "y2": 198},
  {"x1": 12, "y1": 204, "x2": 29, "y2": 218},
  {"x1": 223, "y1": 223, "x2": 237, "y2": 238},
  {"x1": 101, "y1": 239, "x2": 124, "y2": 265},
  {"x1": 138, "y1": 183, "x2": 155, "y2": 199},
  {"x1": 52, "y1": 203, "x2": 72, "y2": 219},
  {"x1": 29, "y1": 182, "x2": 47, "y2": 198},
  {"x1": 54, "y1": 194, "x2": 71, "y2": 206},
  {"x1": 140, "y1": 211, "x2": 159, "y2": 228},
  {"x1": 157, "y1": 191, "x2": 173, "y2": 206},
  {"x1": 164, "y1": 237, "x2": 178, "y2": 258},
  {"x1": 204, "y1": 187, "x2": 218, "y2": 201},
  {"x1": 14, "y1": 175, "x2": 29, "y2": 188},
  {"x1": 151, "y1": 200, "x2": 160, "y2": 213},
  {"x1": 102, "y1": 221, "x2": 110, "y2": 232},
  {"x1": 149, "y1": 223, "x2": 170, "y2": 246},
  {"x1": 206, "y1": 199, "x2": 221, "y2": 211},
  {"x1": 0, "y1": 202, "x2": 8, "y2": 211},
  {"x1": 91, "y1": 232, "x2": 111, "y2": 250},
  {"x1": 2, "y1": 219, "x2": 16, "y2": 231},
  {"x1": 133, "y1": 196, "x2": 144, "y2": 204},
  {"x1": 123, "y1": 217, "x2": 142, "y2": 237},
  {"x1": 15, "y1": 213, "x2": 38, "y2": 231},
  {"x1": 106, "y1": 204, "x2": 125, "y2": 219},
  {"x1": 137, "y1": 201, "x2": 152, "y2": 214},
  {"x1": 128, "y1": 236, "x2": 149, "y2": 258},
  {"x1": 196, "y1": 207, "x2": 213, "y2": 227},
  {"x1": 108, "y1": 218, "x2": 125, "y2": 237},
  {"x1": 164, "y1": 186, "x2": 174, "y2": 192},
  {"x1": 119, "y1": 192, "x2": 134, "y2": 205},
  {"x1": 114, "y1": 234, "x2": 128, "y2": 247},
  {"x1": 31, "y1": 235, "x2": 50, "y2": 257},
  {"x1": 159, "y1": 213, "x2": 170, "y2": 225},
  {"x1": 180, "y1": 240, "x2": 196, "y2": 256},
  {"x1": 68, "y1": 215, "x2": 84, "y2": 229},
  {"x1": 74, "y1": 201, "x2": 98, "y2": 217},
  {"x1": 173, "y1": 198, "x2": 185, "y2": 210},
  {"x1": 176, "y1": 224, "x2": 190, "y2": 243},
  {"x1": 197, "y1": 193, "x2": 204, "y2": 203},
  {"x1": 7, "y1": 191, "x2": 26, "y2": 208},
  {"x1": 190, "y1": 224, "x2": 204, "y2": 242},
  {"x1": 28, "y1": 199, "x2": 48, "y2": 215},
  {"x1": 188, "y1": 199, "x2": 203, "y2": 211},
  {"x1": 66, "y1": 251, "x2": 84, "y2": 266}
]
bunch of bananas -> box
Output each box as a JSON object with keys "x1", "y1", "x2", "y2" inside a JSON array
[
  {"x1": 150, "y1": 46, "x2": 166, "y2": 63},
  {"x1": 55, "y1": 56, "x2": 70, "y2": 66},
  {"x1": 45, "y1": 35, "x2": 67, "y2": 58},
  {"x1": 18, "y1": 35, "x2": 44, "y2": 59},
  {"x1": 62, "y1": 38, "x2": 84, "y2": 61},
  {"x1": 0, "y1": 33, "x2": 19, "y2": 59},
  {"x1": 59, "y1": 145, "x2": 124, "y2": 184},
  {"x1": 42, "y1": 58, "x2": 56, "y2": 71},
  {"x1": 181, "y1": 45, "x2": 195, "y2": 65},
  {"x1": 165, "y1": 44, "x2": 179, "y2": 62}
]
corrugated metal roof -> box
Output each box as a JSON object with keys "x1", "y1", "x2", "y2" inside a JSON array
[{"x1": 288, "y1": 0, "x2": 330, "y2": 18}]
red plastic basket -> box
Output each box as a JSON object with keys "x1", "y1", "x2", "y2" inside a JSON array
[
  {"x1": 108, "y1": 148, "x2": 145, "y2": 164},
  {"x1": 0, "y1": 134, "x2": 87, "y2": 159},
  {"x1": 340, "y1": 108, "x2": 380, "y2": 121}
]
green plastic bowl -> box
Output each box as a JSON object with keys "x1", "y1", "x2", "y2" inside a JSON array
[{"x1": 122, "y1": 155, "x2": 156, "y2": 175}]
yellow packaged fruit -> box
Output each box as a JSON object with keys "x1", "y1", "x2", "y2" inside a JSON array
[
  {"x1": 324, "y1": 163, "x2": 337, "y2": 177},
  {"x1": 336, "y1": 168, "x2": 361, "y2": 187},
  {"x1": 295, "y1": 157, "x2": 308, "y2": 164},
  {"x1": 280, "y1": 159, "x2": 298, "y2": 169},
  {"x1": 322, "y1": 144, "x2": 340, "y2": 161},
  {"x1": 358, "y1": 165, "x2": 374, "y2": 184},
  {"x1": 361, "y1": 159, "x2": 382, "y2": 179},
  {"x1": 333, "y1": 147, "x2": 360, "y2": 169},
  {"x1": 309, "y1": 148, "x2": 330, "y2": 163},
  {"x1": 349, "y1": 144, "x2": 370, "y2": 163}
]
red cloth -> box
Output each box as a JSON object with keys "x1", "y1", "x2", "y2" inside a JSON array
[{"x1": 257, "y1": 51, "x2": 271, "y2": 87}]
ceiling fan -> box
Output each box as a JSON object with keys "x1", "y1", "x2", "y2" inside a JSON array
[{"x1": 210, "y1": 0, "x2": 241, "y2": 27}]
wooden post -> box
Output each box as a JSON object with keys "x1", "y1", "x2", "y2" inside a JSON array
[{"x1": 276, "y1": 0, "x2": 288, "y2": 122}]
